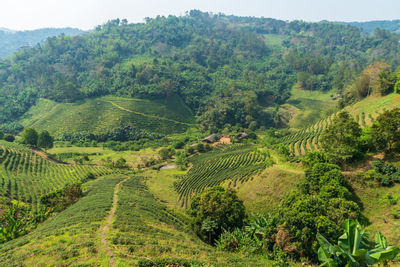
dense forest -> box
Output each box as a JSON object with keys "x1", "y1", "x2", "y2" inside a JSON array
[
  {"x1": 1, "y1": 11, "x2": 400, "y2": 134},
  {"x1": 0, "y1": 27, "x2": 85, "y2": 58}
]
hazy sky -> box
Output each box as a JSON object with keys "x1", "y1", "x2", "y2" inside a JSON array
[{"x1": 1, "y1": 0, "x2": 399, "y2": 30}]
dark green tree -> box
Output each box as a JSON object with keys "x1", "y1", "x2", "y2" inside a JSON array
[
  {"x1": 4, "y1": 134, "x2": 15, "y2": 142},
  {"x1": 21, "y1": 128, "x2": 38, "y2": 146},
  {"x1": 189, "y1": 186, "x2": 246, "y2": 244},
  {"x1": 371, "y1": 108, "x2": 400, "y2": 155},
  {"x1": 320, "y1": 111, "x2": 364, "y2": 166},
  {"x1": 37, "y1": 130, "x2": 54, "y2": 151},
  {"x1": 0, "y1": 130, "x2": 3, "y2": 140}
]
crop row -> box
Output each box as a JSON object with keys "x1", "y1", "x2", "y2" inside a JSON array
[
  {"x1": 175, "y1": 146, "x2": 268, "y2": 207},
  {"x1": 277, "y1": 109, "x2": 382, "y2": 156},
  {"x1": 0, "y1": 146, "x2": 112, "y2": 212}
]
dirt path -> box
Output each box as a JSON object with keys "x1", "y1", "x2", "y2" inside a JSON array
[
  {"x1": 31, "y1": 148, "x2": 67, "y2": 164},
  {"x1": 102, "y1": 100, "x2": 197, "y2": 127},
  {"x1": 100, "y1": 176, "x2": 129, "y2": 267}
]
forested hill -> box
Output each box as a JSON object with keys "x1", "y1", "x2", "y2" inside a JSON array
[
  {"x1": 0, "y1": 27, "x2": 85, "y2": 58},
  {"x1": 1, "y1": 11, "x2": 400, "y2": 133},
  {"x1": 346, "y1": 20, "x2": 400, "y2": 34}
]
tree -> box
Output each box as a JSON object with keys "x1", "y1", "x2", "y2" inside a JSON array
[
  {"x1": 21, "y1": 128, "x2": 38, "y2": 146},
  {"x1": 0, "y1": 130, "x2": 3, "y2": 140},
  {"x1": 4, "y1": 134, "x2": 15, "y2": 142},
  {"x1": 189, "y1": 186, "x2": 246, "y2": 244},
  {"x1": 377, "y1": 70, "x2": 396, "y2": 96},
  {"x1": 320, "y1": 111, "x2": 364, "y2": 166},
  {"x1": 37, "y1": 130, "x2": 54, "y2": 151},
  {"x1": 371, "y1": 108, "x2": 400, "y2": 155},
  {"x1": 158, "y1": 147, "x2": 175, "y2": 160}
]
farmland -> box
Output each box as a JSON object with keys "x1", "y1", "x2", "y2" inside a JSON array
[
  {"x1": 18, "y1": 95, "x2": 196, "y2": 138},
  {"x1": 0, "y1": 140, "x2": 112, "y2": 212},
  {"x1": 175, "y1": 145, "x2": 272, "y2": 207}
]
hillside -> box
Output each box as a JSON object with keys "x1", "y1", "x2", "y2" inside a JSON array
[
  {"x1": 1, "y1": 11, "x2": 400, "y2": 134},
  {"x1": 346, "y1": 20, "x2": 400, "y2": 34},
  {"x1": 0, "y1": 27, "x2": 85, "y2": 58},
  {"x1": 17, "y1": 95, "x2": 196, "y2": 138},
  {"x1": 277, "y1": 92, "x2": 400, "y2": 156}
]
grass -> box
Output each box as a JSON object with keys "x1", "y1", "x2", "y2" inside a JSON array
[
  {"x1": 109, "y1": 175, "x2": 275, "y2": 266},
  {"x1": 280, "y1": 87, "x2": 338, "y2": 129},
  {"x1": 0, "y1": 140, "x2": 113, "y2": 212},
  {"x1": 18, "y1": 95, "x2": 197, "y2": 138},
  {"x1": 351, "y1": 177, "x2": 400, "y2": 247},
  {"x1": 0, "y1": 175, "x2": 123, "y2": 266}
]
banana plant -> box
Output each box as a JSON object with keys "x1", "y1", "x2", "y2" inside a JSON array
[{"x1": 317, "y1": 219, "x2": 399, "y2": 266}]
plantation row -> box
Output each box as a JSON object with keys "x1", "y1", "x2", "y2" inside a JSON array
[
  {"x1": 277, "y1": 109, "x2": 384, "y2": 156},
  {"x1": 0, "y1": 145, "x2": 112, "y2": 212},
  {"x1": 175, "y1": 145, "x2": 269, "y2": 207}
]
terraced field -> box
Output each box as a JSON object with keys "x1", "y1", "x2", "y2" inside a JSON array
[
  {"x1": 0, "y1": 141, "x2": 112, "y2": 212},
  {"x1": 277, "y1": 93, "x2": 400, "y2": 156},
  {"x1": 175, "y1": 145, "x2": 269, "y2": 207},
  {"x1": 18, "y1": 95, "x2": 197, "y2": 138}
]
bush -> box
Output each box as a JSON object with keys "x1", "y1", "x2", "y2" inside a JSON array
[
  {"x1": 4, "y1": 134, "x2": 15, "y2": 142},
  {"x1": 189, "y1": 186, "x2": 246, "y2": 244}
]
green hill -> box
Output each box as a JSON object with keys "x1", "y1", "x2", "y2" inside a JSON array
[
  {"x1": 277, "y1": 93, "x2": 400, "y2": 156},
  {"x1": 18, "y1": 95, "x2": 196, "y2": 138}
]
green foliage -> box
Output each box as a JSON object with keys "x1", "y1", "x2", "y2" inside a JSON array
[
  {"x1": 320, "y1": 111, "x2": 364, "y2": 166},
  {"x1": 158, "y1": 147, "x2": 175, "y2": 160},
  {"x1": 371, "y1": 108, "x2": 400, "y2": 155},
  {"x1": 21, "y1": 128, "x2": 38, "y2": 146},
  {"x1": 0, "y1": 130, "x2": 3, "y2": 140},
  {"x1": 216, "y1": 213, "x2": 278, "y2": 254},
  {"x1": 0, "y1": 140, "x2": 112, "y2": 213},
  {"x1": 189, "y1": 186, "x2": 246, "y2": 244},
  {"x1": 3, "y1": 134, "x2": 15, "y2": 142},
  {"x1": 37, "y1": 130, "x2": 54, "y2": 150},
  {"x1": 377, "y1": 70, "x2": 397, "y2": 96},
  {"x1": 40, "y1": 183, "x2": 83, "y2": 211},
  {"x1": 277, "y1": 160, "x2": 360, "y2": 260},
  {"x1": 317, "y1": 219, "x2": 400, "y2": 266}
]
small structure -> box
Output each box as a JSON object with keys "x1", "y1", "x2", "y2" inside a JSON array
[
  {"x1": 201, "y1": 133, "x2": 222, "y2": 143},
  {"x1": 238, "y1": 132, "x2": 249, "y2": 140}
]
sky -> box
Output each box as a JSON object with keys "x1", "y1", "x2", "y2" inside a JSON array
[{"x1": 0, "y1": 0, "x2": 399, "y2": 31}]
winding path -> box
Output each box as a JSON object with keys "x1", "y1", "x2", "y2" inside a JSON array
[
  {"x1": 100, "y1": 176, "x2": 129, "y2": 267},
  {"x1": 102, "y1": 100, "x2": 197, "y2": 127}
]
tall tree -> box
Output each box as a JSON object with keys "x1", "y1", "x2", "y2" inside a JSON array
[
  {"x1": 371, "y1": 108, "x2": 400, "y2": 155},
  {"x1": 37, "y1": 130, "x2": 54, "y2": 151},
  {"x1": 21, "y1": 128, "x2": 38, "y2": 146},
  {"x1": 320, "y1": 111, "x2": 364, "y2": 166}
]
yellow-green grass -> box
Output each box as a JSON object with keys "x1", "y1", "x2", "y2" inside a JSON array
[
  {"x1": 18, "y1": 94, "x2": 196, "y2": 138},
  {"x1": 262, "y1": 34, "x2": 284, "y2": 51},
  {"x1": 350, "y1": 176, "x2": 400, "y2": 247},
  {"x1": 109, "y1": 175, "x2": 277, "y2": 266},
  {"x1": 0, "y1": 175, "x2": 123, "y2": 266},
  {"x1": 281, "y1": 87, "x2": 338, "y2": 129},
  {"x1": 47, "y1": 145, "x2": 159, "y2": 168}
]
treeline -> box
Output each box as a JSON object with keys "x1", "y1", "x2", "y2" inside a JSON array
[{"x1": 1, "y1": 11, "x2": 400, "y2": 131}]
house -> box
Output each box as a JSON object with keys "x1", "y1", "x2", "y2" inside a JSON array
[
  {"x1": 201, "y1": 133, "x2": 222, "y2": 143},
  {"x1": 238, "y1": 132, "x2": 249, "y2": 140}
]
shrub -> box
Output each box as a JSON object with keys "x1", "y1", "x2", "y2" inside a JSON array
[
  {"x1": 3, "y1": 134, "x2": 15, "y2": 142},
  {"x1": 189, "y1": 186, "x2": 246, "y2": 244}
]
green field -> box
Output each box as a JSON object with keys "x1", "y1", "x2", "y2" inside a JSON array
[
  {"x1": 0, "y1": 141, "x2": 112, "y2": 212},
  {"x1": 277, "y1": 93, "x2": 400, "y2": 156},
  {"x1": 18, "y1": 95, "x2": 197, "y2": 138},
  {"x1": 175, "y1": 145, "x2": 270, "y2": 207}
]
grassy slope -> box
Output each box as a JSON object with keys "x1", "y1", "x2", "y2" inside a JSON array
[
  {"x1": 280, "y1": 88, "x2": 338, "y2": 129},
  {"x1": 0, "y1": 175, "x2": 122, "y2": 266},
  {"x1": 18, "y1": 95, "x2": 196, "y2": 137}
]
